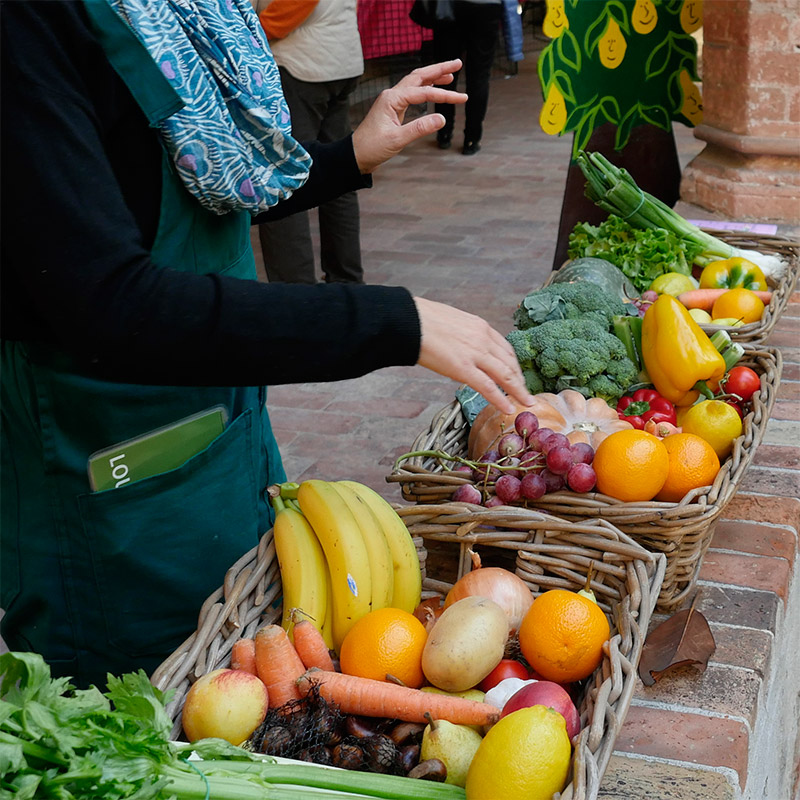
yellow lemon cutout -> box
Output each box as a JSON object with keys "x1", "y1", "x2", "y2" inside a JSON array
[
  {"x1": 680, "y1": 0, "x2": 703, "y2": 33},
  {"x1": 540, "y1": 83, "x2": 568, "y2": 135},
  {"x1": 598, "y1": 17, "x2": 627, "y2": 69},
  {"x1": 543, "y1": 0, "x2": 569, "y2": 39},
  {"x1": 632, "y1": 0, "x2": 657, "y2": 34},
  {"x1": 679, "y1": 69, "x2": 703, "y2": 124}
]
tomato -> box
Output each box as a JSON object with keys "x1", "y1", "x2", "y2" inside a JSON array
[
  {"x1": 724, "y1": 399, "x2": 745, "y2": 419},
  {"x1": 722, "y1": 366, "x2": 760, "y2": 403},
  {"x1": 617, "y1": 392, "x2": 676, "y2": 428},
  {"x1": 479, "y1": 659, "x2": 531, "y2": 692}
]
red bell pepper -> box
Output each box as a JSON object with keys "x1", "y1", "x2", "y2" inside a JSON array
[{"x1": 616, "y1": 389, "x2": 677, "y2": 430}]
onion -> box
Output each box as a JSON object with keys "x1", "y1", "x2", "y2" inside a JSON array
[{"x1": 444, "y1": 550, "x2": 534, "y2": 634}]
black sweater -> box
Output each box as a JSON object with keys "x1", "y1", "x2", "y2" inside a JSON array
[{"x1": 0, "y1": 1, "x2": 421, "y2": 387}]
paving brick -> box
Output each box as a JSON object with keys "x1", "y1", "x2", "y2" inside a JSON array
[
  {"x1": 712, "y1": 520, "x2": 798, "y2": 566},
  {"x1": 777, "y1": 379, "x2": 800, "y2": 402},
  {"x1": 600, "y1": 755, "x2": 736, "y2": 800},
  {"x1": 740, "y1": 465, "x2": 800, "y2": 497},
  {"x1": 761, "y1": 418, "x2": 800, "y2": 449},
  {"x1": 699, "y1": 549, "x2": 792, "y2": 600},
  {"x1": 782, "y1": 362, "x2": 800, "y2": 381},
  {"x1": 616, "y1": 705, "x2": 749, "y2": 786},
  {"x1": 724, "y1": 494, "x2": 800, "y2": 532},
  {"x1": 773, "y1": 399, "x2": 800, "y2": 420},
  {"x1": 753, "y1": 444, "x2": 800, "y2": 470},
  {"x1": 633, "y1": 664, "x2": 761, "y2": 728},
  {"x1": 695, "y1": 583, "x2": 780, "y2": 633}
]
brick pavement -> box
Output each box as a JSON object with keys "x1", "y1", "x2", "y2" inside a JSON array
[{"x1": 254, "y1": 47, "x2": 800, "y2": 800}]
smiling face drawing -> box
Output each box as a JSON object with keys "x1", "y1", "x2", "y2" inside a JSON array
[
  {"x1": 680, "y1": 0, "x2": 702, "y2": 33},
  {"x1": 632, "y1": 0, "x2": 657, "y2": 34},
  {"x1": 679, "y1": 69, "x2": 703, "y2": 124},
  {"x1": 598, "y1": 17, "x2": 627, "y2": 69},
  {"x1": 543, "y1": 0, "x2": 569, "y2": 38},
  {"x1": 540, "y1": 83, "x2": 568, "y2": 134}
]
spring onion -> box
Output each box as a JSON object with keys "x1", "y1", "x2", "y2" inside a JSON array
[
  {"x1": 0, "y1": 651, "x2": 465, "y2": 800},
  {"x1": 576, "y1": 150, "x2": 788, "y2": 281}
]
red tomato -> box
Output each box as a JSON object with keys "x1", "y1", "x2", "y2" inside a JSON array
[
  {"x1": 722, "y1": 366, "x2": 760, "y2": 403},
  {"x1": 479, "y1": 659, "x2": 530, "y2": 692},
  {"x1": 725, "y1": 399, "x2": 745, "y2": 419}
]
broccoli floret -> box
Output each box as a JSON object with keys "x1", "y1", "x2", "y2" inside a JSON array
[
  {"x1": 513, "y1": 282, "x2": 628, "y2": 331},
  {"x1": 506, "y1": 317, "x2": 637, "y2": 404}
]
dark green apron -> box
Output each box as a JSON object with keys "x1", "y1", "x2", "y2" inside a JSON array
[{"x1": 0, "y1": 2, "x2": 284, "y2": 688}]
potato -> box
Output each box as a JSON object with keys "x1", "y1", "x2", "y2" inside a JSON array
[{"x1": 421, "y1": 596, "x2": 509, "y2": 692}]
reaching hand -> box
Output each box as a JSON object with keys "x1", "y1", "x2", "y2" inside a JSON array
[
  {"x1": 351, "y1": 60, "x2": 467, "y2": 174},
  {"x1": 413, "y1": 297, "x2": 536, "y2": 414}
]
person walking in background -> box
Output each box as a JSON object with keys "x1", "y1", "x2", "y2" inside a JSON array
[
  {"x1": 432, "y1": 0, "x2": 503, "y2": 155},
  {"x1": 257, "y1": 0, "x2": 365, "y2": 284}
]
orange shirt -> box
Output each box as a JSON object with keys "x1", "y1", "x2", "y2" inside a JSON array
[{"x1": 259, "y1": 0, "x2": 319, "y2": 40}]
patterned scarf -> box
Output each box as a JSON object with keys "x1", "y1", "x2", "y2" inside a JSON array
[{"x1": 109, "y1": 0, "x2": 311, "y2": 215}]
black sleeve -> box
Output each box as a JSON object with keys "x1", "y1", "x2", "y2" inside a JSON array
[{"x1": 0, "y1": 2, "x2": 419, "y2": 387}]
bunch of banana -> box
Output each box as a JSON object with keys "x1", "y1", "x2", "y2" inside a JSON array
[{"x1": 272, "y1": 479, "x2": 422, "y2": 653}]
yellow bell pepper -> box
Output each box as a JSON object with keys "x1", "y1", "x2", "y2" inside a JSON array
[
  {"x1": 642, "y1": 295, "x2": 727, "y2": 406},
  {"x1": 699, "y1": 257, "x2": 767, "y2": 291}
]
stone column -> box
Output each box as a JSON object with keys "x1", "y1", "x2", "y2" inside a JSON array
[{"x1": 680, "y1": 0, "x2": 800, "y2": 223}]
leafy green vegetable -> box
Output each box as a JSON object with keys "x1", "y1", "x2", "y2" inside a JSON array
[
  {"x1": 568, "y1": 214, "x2": 702, "y2": 293},
  {"x1": 513, "y1": 281, "x2": 631, "y2": 331},
  {"x1": 507, "y1": 318, "x2": 638, "y2": 404},
  {"x1": 0, "y1": 651, "x2": 466, "y2": 800}
]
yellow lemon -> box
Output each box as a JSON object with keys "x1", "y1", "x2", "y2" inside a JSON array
[
  {"x1": 650, "y1": 272, "x2": 696, "y2": 297},
  {"x1": 681, "y1": 400, "x2": 743, "y2": 460},
  {"x1": 465, "y1": 705, "x2": 571, "y2": 800}
]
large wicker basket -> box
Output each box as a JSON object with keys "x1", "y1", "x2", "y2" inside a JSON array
[
  {"x1": 151, "y1": 506, "x2": 665, "y2": 800},
  {"x1": 389, "y1": 345, "x2": 782, "y2": 612}
]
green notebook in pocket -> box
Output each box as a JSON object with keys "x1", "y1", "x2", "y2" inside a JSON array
[{"x1": 87, "y1": 405, "x2": 228, "y2": 492}]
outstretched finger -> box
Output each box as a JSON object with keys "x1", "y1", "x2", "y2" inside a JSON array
[{"x1": 397, "y1": 59, "x2": 463, "y2": 88}]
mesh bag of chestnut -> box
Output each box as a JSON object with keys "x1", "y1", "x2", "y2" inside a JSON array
[{"x1": 247, "y1": 684, "x2": 442, "y2": 780}]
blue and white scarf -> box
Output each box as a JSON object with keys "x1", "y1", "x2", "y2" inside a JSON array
[{"x1": 109, "y1": 0, "x2": 311, "y2": 215}]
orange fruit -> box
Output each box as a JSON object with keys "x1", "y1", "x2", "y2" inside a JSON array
[
  {"x1": 592, "y1": 429, "x2": 669, "y2": 502},
  {"x1": 656, "y1": 433, "x2": 721, "y2": 503},
  {"x1": 517, "y1": 589, "x2": 610, "y2": 683},
  {"x1": 711, "y1": 288, "x2": 765, "y2": 324},
  {"x1": 681, "y1": 399, "x2": 743, "y2": 459},
  {"x1": 339, "y1": 607, "x2": 427, "y2": 688}
]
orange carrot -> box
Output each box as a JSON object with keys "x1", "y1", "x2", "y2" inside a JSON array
[
  {"x1": 230, "y1": 638, "x2": 257, "y2": 675},
  {"x1": 678, "y1": 288, "x2": 772, "y2": 312},
  {"x1": 296, "y1": 668, "x2": 500, "y2": 726},
  {"x1": 254, "y1": 624, "x2": 306, "y2": 707},
  {"x1": 293, "y1": 620, "x2": 335, "y2": 671}
]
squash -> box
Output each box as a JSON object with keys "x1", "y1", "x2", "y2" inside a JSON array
[
  {"x1": 467, "y1": 389, "x2": 633, "y2": 457},
  {"x1": 551, "y1": 258, "x2": 638, "y2": 303}
]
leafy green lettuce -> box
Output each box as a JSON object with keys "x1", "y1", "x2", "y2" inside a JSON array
[{"x1": 568, "y1": 214, "x2": 703, "y2": 293}]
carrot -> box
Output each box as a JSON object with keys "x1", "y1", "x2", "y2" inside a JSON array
[
  {"x1": 293, "y1": 619, "x2": 335, "y2": 671},
  {"x1": 296, "y1": 668, "x2": 500, "y2": 727},
  {"x1": 230, "y1": 638, "x2": 257, "y2": 675},
  {"x1": 254, "y1": 624, "x2": 306, "y2": 707},
  {"x1": 678, "y1": 288, "x2": 772, "y2": 312}
]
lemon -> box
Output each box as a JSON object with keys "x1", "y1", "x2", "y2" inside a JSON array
[
  {"x1": 688, "y1": 308, "x2": 713, "y2": 324},
  {"x1": 681, "y1": 400, "x2": 743, "y2": 460},
  {"x1": 465, "y1": 705, "x2": 571, "y2": 800},
  {"x1": 650, "y1": 272, "x2": 697, "y2": 297}
]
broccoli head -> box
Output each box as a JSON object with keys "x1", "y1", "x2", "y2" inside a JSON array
[
  {"x1": 506, "y1": 317, "x2": 637, "y2": 404},
  {"x1": 513, "y1": 281, "x2": 629, "y2": 331}
]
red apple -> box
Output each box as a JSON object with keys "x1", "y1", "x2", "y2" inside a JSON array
[{"x1": 500, "y1": 680, "x2": 581, "y2": 739}]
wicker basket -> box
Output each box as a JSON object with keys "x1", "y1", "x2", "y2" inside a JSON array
[
  {"x1": 550, "y1": 230, "x2": 799, "y2": 343},
  {"x1": 151, "y1": 505, "x2": 665, "y2": 800},
  {"x1": 389, "y1": 345, "x2": 782, "y2": 612}
]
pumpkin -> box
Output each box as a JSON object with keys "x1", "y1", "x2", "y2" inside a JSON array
[{"x1": 468, "y1": 389, "x2": 633, "y2": 457}]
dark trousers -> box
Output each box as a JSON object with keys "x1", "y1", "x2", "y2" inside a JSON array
[
  {"x1": 259, "y1": 67, "x2": 363, "y2": 284},
  {"x1": 433, "y1": 1, "x2": 502, "y2": 144}
]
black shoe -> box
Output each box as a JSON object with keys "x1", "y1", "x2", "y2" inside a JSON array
[
  {"x1": 462, "y1": 140, "x2": 481, "y2": 155},
  {"x1": 437, "y1": 132, "x2": 453, "y2": 150}
]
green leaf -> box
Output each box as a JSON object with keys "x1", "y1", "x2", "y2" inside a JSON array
[
  {"x1": 583, "y1": 6, "x2": 610, "y2": 57},
  {"x1": 645, "y1": 34, "x2": 672, "y2": 79},
  {"x1": 639, "y1": 102, "x2": 672, "y2": 131},
  {"x1": 537, "y1": 43, "x2": 555, "y2": 93},
  {"x1": 556, "y1": 29, "x2": 582, "y2": 72},
  {"x1": 553, "y1": 69, "x2": 576, "y2": 103},
  {"x1": 614, "y1": 105, "x2": 642, "y2": 150}
]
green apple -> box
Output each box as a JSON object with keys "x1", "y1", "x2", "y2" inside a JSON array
[{"x1": 420, "y1": 686, "x2": 485, "y2": 732}]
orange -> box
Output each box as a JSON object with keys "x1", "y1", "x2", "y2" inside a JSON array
[
  {"x1": 592, "y1": 429, "x2": 669, "y2": 502},
  {"x1": 338, "y1": 607, "x2": 427, "y2": 688},
  {"x1": 711, "y1": 288, "x2": 765, "y2": 324},
  {"x1": 517, "y1": 589, "x2": 610, "y2": 683},
  {"x1": 681, "y1": 399, "x2": 743, "y2": 460},
  {"x1": 656, "y1": 433, "x2": 720, "y2": 503}
]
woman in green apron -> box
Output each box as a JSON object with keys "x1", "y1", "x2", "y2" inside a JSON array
[{"x1": 1, "y1": 0, "x2": 531, "y2": 688}]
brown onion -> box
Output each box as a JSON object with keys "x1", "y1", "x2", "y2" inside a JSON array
[{"x1": 444, "y1": 551, "x2": 533, "y2": 634}]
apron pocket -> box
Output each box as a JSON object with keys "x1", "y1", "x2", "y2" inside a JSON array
[{"x1": 78, "y1": 408, "x2": 260, "y2": 660}]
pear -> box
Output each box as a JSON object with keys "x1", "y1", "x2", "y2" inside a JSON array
[{"x1": 420, "y1": 716, "x2": 483, "y2": 788}]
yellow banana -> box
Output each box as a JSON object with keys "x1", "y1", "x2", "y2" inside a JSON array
[
  {"x1": 332, "y1": 482, "x2": 394, "y2": 613},
  {"x1": 273, "y1": 507, "x2": 328, "y2": 642},
  {"x1": 321, "y1": 558, "x2": 335, "y2": 650},
  {"x1": 337, "y1": 481, "x2": 422, "y2": 615},
  {"x1": 297, "y1": 480, "x2": 373, "y2": 652}
]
